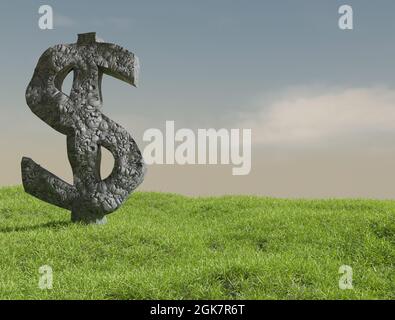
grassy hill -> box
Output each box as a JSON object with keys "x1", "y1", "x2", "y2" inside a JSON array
[{"x1": 0, "y1": 186, "x2": 393, "y2": 300}]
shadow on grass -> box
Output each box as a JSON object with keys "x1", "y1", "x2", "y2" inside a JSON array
[{"x1": 0, "y1": 220, "x2": 71, "y2": 233}]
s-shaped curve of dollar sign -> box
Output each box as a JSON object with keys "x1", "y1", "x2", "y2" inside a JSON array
[{"x1": 22, "y1": 33, "x2": 146, "y2": 224}]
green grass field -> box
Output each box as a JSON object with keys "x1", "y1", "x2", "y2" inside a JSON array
[{"x1": 0, "y1": 186, "x2": 393, "y2": 300}]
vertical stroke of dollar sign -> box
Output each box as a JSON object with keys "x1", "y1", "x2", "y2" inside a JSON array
[{"x1": 22, "y1": 33, "x2": 146, "y2": 224}]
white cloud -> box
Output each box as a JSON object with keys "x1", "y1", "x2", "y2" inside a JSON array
[{"x1": 239, "y1": 87, "x2": 395, "y2": 147}]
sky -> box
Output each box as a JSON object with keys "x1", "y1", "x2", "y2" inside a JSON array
[{"x1": 1, "y1": 0, "x2": 395, "y2": 198}]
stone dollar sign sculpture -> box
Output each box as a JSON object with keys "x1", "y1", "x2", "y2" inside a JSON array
[{"x1": 21, "y1": 33, "x2": 146, "y2": 224}]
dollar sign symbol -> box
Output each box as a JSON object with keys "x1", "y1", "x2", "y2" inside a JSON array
[{"x1": 22, "y1": 33, "x2": 146, "y2": 224}]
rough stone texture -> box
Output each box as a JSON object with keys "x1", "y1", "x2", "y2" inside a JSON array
[{"x1": 21, "y1": 33, "x2": 146, "y2": 224}]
